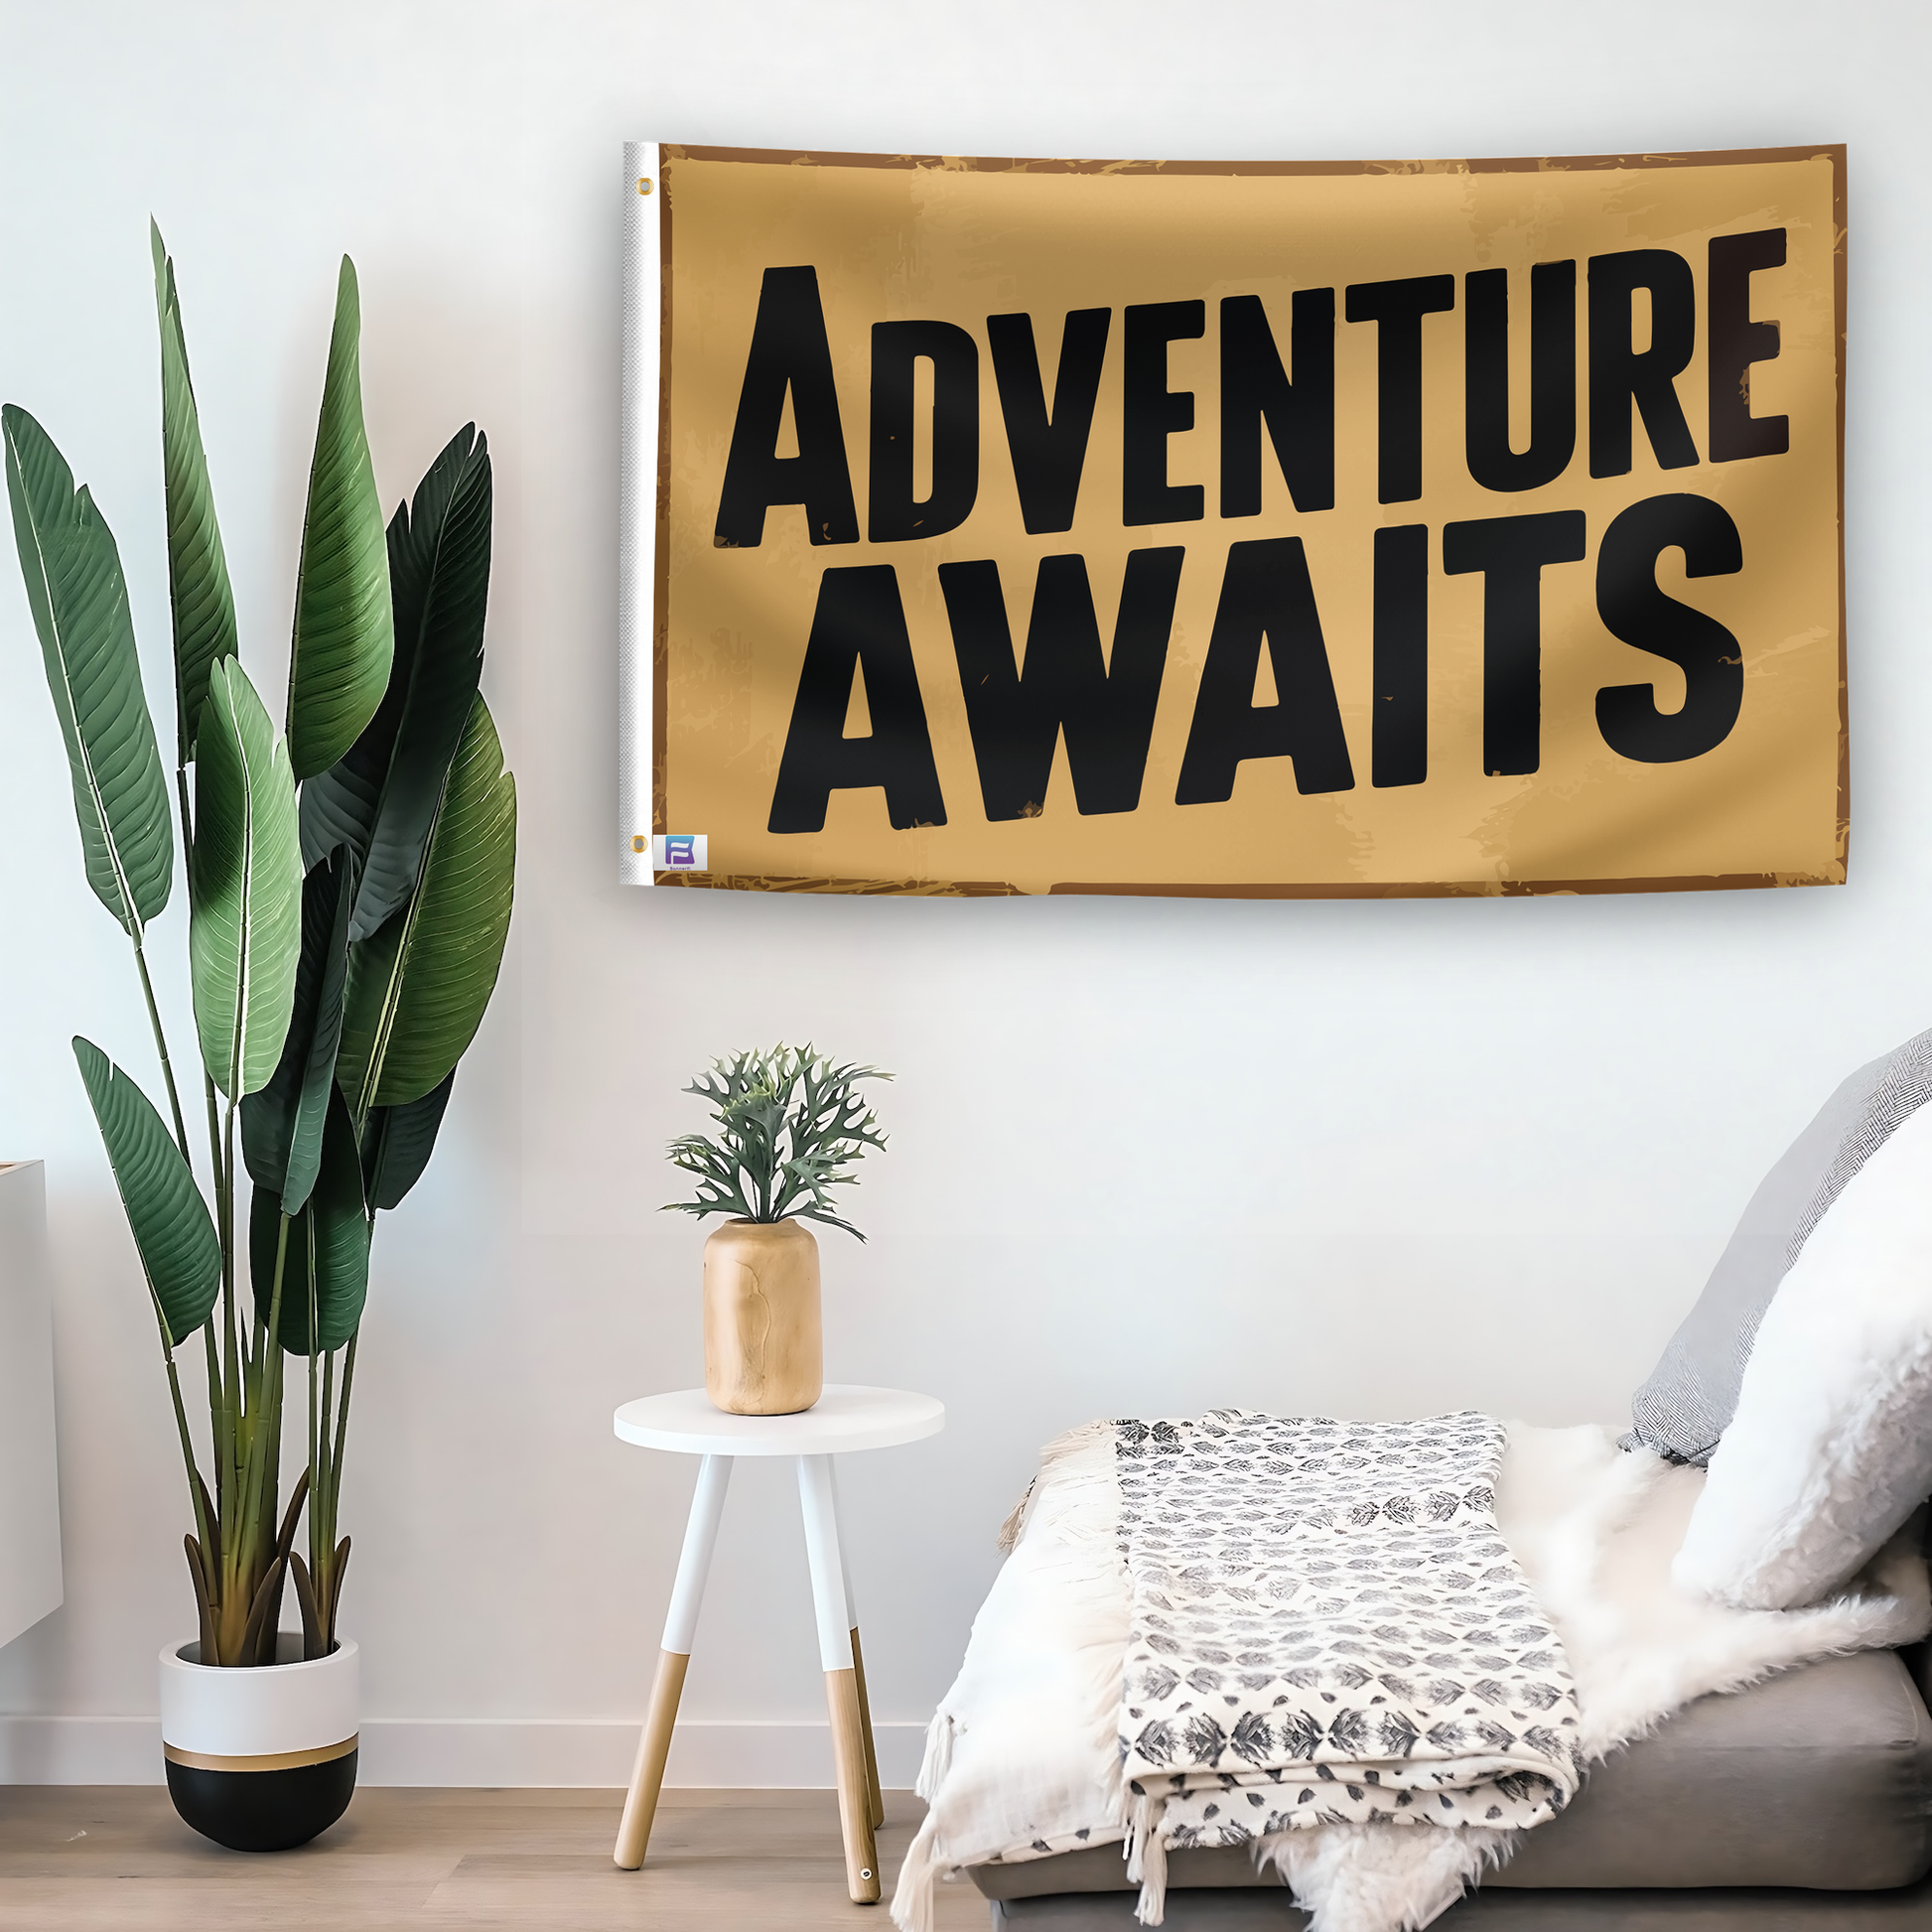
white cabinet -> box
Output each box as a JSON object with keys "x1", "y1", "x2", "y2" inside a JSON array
[{"x1": 0, "y1": 1162, "x2": 62, "y2": 1648}]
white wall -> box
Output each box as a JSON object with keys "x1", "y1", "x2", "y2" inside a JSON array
[{"x1": 1, "y1": 0, "x2": 1928, "y2": 1786}]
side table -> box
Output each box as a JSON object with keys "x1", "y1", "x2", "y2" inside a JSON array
[{"x1": 611, "y1": 1384, "x2": 945, "y2": 1901}]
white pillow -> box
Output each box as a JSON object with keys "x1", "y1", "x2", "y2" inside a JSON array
[{"x1": 1673, "y1": 1097, "x2": 1932, "y2": 1610}]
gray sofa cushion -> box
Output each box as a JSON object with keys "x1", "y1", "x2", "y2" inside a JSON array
[
  {"x1": 1496, "y1": 1649, "x2": 1932, "y2": 1889},
  {"x1": 970, "y1": 1651, "x2": 1932, "y2": 1902},
  {"x1": 1625, "y1": 1029, "x2": 1932, "y2": 1465}
]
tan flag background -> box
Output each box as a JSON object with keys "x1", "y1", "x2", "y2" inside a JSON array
[{"x1": 619, "y1": 143, "x2": 1845, "y2": 897}]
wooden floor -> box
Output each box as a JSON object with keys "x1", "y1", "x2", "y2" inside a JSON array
[{"x1": 0, "y1": 1787, "x2": 991, "y2": 1930}]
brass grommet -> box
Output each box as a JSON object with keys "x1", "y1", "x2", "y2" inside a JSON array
[{"x1": 637, "y1": 176, "x2": 652, "y2": 196}]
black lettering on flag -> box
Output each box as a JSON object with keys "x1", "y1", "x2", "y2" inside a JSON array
[
  {"x1": 714, "y1": 266, "x2": 860, "y2": 548},
  {"x1": 1220, "y1": 291, "x2": 1335, "y2": 517},
  {"x1": 1343, "y1": 275, "x2": 1456, "y2": 504},
  {"x1": 939, "y1": 548, "x2": 1184, "y2": 819},
  {"x1": 869, "y1": 320, "x2": 980, "y2": 542},
  {"x1": 1174, "y1": 537, "x2": 1354, "y2": 803},
  {"x1": 1465, "y1": 262, "x2": 1577, "y2": 493},
  {"x1": 1708, "y1": 230, "x2": 1790, "y2": 464},
  {"x1": 1595, "y1": 493, "x2": 1744, "y2": 763},
  {"x1": 1373, "y1": 524, "x2": 1430, "y2": 788},
  {"x1": 1587, "y1": 249, "x2": 1700, "y2": 478},
  {"x1": 988, "y1": 309, "x2": 1111, "y2": 535},
  {"x1": 1443, "y1": 510, "x2": 1587, "y2": 776},
  {"x1": 1123, "y1": 301, "x2": 1206, "y2": 526},
  {"x1": 768, "y1": 566, "x2": 947, "y2": 833}
]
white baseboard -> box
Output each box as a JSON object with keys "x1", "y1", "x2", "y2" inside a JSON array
[{"x1": 0, "y1": 1715, "x2": 930, "y2": 1788}]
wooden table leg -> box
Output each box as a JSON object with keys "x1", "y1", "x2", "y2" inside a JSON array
[
  {"x1": 797, "y1": 1453, "x2": 880, "y2": 1903},
  {"x1": 614, "y1": 1453, "x2": 733, "y2": 1869},
  {"x1": 849, "y1": 1625, "x2": 885, "y2": 1831},
  {"x1": 827, "y1": 1460, "x2": 885, "y2": 1830}
]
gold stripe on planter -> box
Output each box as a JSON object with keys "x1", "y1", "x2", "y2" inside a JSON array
[{"x1": 163, "y1": 1735, "x2": 357, "y2": 1774}]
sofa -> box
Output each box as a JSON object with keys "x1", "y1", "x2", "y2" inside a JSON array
[{"x1": 968, "y1": 1625, "x2": 1932, "y2": 1926}]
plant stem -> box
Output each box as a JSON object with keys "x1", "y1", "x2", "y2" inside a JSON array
[
  {"x1": 218, "y1": 1211, "x2": 288, "y2": 1664},
  {"x1": 202, "y1": 1317, "x2": 225, "y2": 1518},
  {"x1": 332, "y1": 1333, "x2": 356, "y2": 1501},
  {"x1": 202, "y1": 1075, "x2": 224, "y2": 1223},
  {"x1": 323, "y1": 1334, "x2": 357, "y2": 1648},
  {"x1": 220, "y1": 1096, "x2": 239, "y2": 1451},
  {"x1": 145, "y1": 760, "x2": 216, "y2": 1599},
  {"x1": 251, "y1": 1213, "x2": 290, "y2": 1530},
  {"x1": 163, "y1": 1350, "x2": 212, "y2": 1563},
  {"x1": 312, "y1": 1343, "x2": 336, "y2": 1588},
  {"x1": 319, "y1": 1346, "x2": 335, "y2": 1497},
  {"x1": 198, "y1": 1072, "x2": 231, "y2": 1536},
  {"x1": 131, "y1": 939, "x2": 191, "y2": 1165},
  {"x1": 140, "y1": 1259, "x2": 213, "y2": 1588},
  {"x1": 217, "y1": 1094, "x2": 240, "y2": 1566},
  {"x1": 326, "y1": 1115, "x2": 370, "y2": 1652},
  {"x1": 307, "y1": 1297, "x2": 320, "y2": 1552}
]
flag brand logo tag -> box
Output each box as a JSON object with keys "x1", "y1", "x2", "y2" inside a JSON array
[{"x1": 652, "y1": 833, "x2": 707, "y2": 872}]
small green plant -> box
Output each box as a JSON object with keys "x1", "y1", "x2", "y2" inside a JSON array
[{"x1": 664, "y1": 1045, "x2": 890, "y2": 1239}]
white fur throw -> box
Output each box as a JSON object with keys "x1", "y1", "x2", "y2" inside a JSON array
[
  {"x1": 1676, "y1": 1101, "x2": 1932, "y2": 1609},
  {"x1": 893, "y1": 1421, "x2": 1929, "y2": 1932}
]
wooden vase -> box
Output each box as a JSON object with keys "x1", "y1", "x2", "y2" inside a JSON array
[{"x1": 702, "y1": 1218, "x2": 823, "y2": 1415}]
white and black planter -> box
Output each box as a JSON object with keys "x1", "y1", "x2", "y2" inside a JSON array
[{"x1": 159, "y1": 1635, "x2": 358, "y2": 1852}]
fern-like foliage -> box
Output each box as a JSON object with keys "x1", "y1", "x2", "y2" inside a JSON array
[{"x1": 664, "y1": 1043, "x2": 890, "y2": 1240}]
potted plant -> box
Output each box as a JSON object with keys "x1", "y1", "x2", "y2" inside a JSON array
[
  {"x1": 665, "y1": 1045, "x2": 890, "y2": 1415},
  {"x1": 3, "y1": 225, "x2": 514, "y2": 1851}
]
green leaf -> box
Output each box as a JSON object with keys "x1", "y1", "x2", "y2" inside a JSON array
[
  {"x1": 190, "y1": 657, "x2": 303, "y2": 1098},
  {"x1": 339, "y1": 694, "x2": 515, "y2": 1113},
  {"x1": 250, "y1": 1086, "x2": 369, "y2": 1355},
  {"x1": 287, "y1": 257, "x2": 392, "y2": 780},
  {"x1": 301, "y1": 426, "x2": 490, "y2": 945},
  {"x1": 663, "y1": 1044, "x2": 889, "y2": 1237},
  {"x1": 360, "y1": 1069, "x2": 455, "y2": 1211},
  {"x1": 150, "y1": 222, "x2": 238, "y2": 764},
  {"x1": 296, "y1": 744, "x2": 380, "y2": 879},
  {"x1": 3, "y1": 405, "x2": 174, "y2": 936},
  {"x1": 73, "y1": 1036, "x2": 219, "y2": 1347},
  {"x1": 240, "y1": 847, "x2": 354, "y2": 1213}
]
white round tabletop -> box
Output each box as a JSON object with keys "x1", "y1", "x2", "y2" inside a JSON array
[{"x1": 613, "y1": 1383, "x2": 945, "y2": 1457}]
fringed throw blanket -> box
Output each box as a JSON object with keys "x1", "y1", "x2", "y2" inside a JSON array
[{"x1": 1113, "y1": 1412, "x2": 1583, "y2": 1916}]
